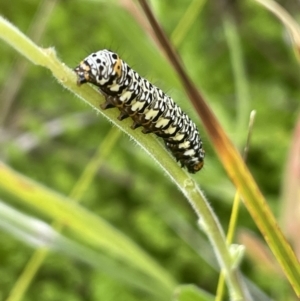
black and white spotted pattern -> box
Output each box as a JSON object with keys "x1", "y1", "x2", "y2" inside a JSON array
[{"x1": 74, "y1": 49, "x2": 205, "y2": 173}]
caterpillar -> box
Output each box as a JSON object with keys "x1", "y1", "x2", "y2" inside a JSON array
[{"x1": 74, "y1": 49, "x2": 205, "y2": 173}]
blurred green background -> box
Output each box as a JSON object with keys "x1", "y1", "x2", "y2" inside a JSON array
[{"x1": 0, "y1": 0, "x2": 299, "y2": 300}]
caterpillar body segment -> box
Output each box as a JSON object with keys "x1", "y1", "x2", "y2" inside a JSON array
[{"x1": 74, "y1": 49, "x2": 205, "y2": 173}]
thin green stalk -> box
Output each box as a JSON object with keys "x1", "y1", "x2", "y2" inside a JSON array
[
  {"x1": 183, "y1": 180, "x2": 247, "y2": 301},
  {"x1": 215, "y1": 193, "x2": 241, "y2": 301},
  {"x1": 68, "y1": 127, "x2": 122, "y2": 202},
  {"x1": 215, "y1": 114, "x2": 256, "y2": 301},
  {"x1": 6, "y1": 248, "x2": 48, "y2": 301}
]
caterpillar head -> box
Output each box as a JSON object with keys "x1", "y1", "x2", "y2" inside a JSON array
[{"x1": 74, "y1": 50, "x2": 122, "y2": 87}]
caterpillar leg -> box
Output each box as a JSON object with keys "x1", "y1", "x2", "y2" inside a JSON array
[
  {"x1": 118, "y1": 111, "x2": 129, "y2": 121},
  {"x1": 142, "y1": 127, "x2": 153, "y2": 134},
  {"x1": 131, "y1": 121, "x2": 141, "y2": 130},
  {"x1": 100, "y1": 94, "x2": 132, "y2": 121},
  {"x1": 100, "y1": 95, "x2": 116, "y2": 110}
]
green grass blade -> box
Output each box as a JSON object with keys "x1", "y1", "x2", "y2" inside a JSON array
[{"x1": 0, "y1": 162, "x2": 176, "y2": 297}]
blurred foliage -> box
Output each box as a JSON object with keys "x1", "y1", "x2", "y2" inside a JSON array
[{"x1": 0, "y1": 0, "x2": 300, "y2": 300}]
